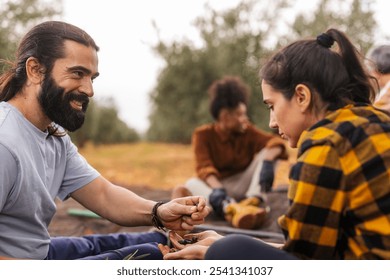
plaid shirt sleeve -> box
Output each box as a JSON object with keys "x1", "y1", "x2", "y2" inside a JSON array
[
  {"x1": 279, "y1": 106, "x2": 390, "y2": 260},
  {"x1": 279, "y1": 139, "x2": 344, "y2": 259}
]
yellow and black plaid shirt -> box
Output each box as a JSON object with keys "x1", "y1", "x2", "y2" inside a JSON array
[{"x1": 279, "y1": 104, "x2": 390, "y2": 259}]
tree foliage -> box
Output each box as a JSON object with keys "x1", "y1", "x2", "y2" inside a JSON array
[
  {"x1": 147, "y1": 0, "x2": 290, "y2": 143},
  {"x1": 0, "y1": 0, "x2": 62, "y2": 60},
  {"x1": 70, "y1": 98, "x2": 140, "y2": 147},
  {"x1": 147, "y1": 0, "x2": 378, "y2": 143},
  {"x1": 0, "y1": 0, "x2": 140, "y2": 146},
  {"x1": 286, "y1": 0, "x2": 376, "y2": 53}
]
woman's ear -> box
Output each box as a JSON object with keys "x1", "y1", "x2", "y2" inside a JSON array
[
  {"x1": 25, "y1": 57, "x2": 44, "y2": 84},
  {"x1": 294, "y1": 84, "x2": 312, "y2": 112}
]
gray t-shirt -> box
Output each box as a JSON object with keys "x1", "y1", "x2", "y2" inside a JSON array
[{"x1": 0, "y1": 102, "x2": 100, "y2": 259}]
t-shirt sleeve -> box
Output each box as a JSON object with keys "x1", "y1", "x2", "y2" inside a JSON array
[
  {"x1": 0, "y1": 144, "x2": 18, "y2": 211},
  {"x1": 57, "y1": 137, "x2": 100, "y2": 200}
]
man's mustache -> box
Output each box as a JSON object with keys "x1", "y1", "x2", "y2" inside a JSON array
[{"x1": 67, "y1": 92, "x2": 89, "y2": 105}]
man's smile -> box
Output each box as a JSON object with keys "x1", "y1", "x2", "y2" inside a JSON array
[{"x1": 70, "y1": 100, "x2": 84, "y2": 111}]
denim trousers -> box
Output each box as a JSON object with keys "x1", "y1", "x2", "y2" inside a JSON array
[{"x1": 46, "y1": 231, "x2": 167, "y2": 260}]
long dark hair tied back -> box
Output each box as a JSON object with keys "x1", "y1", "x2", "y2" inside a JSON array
[{"x1": 260, "y1": 28, "x2": 376, "y2": 111}]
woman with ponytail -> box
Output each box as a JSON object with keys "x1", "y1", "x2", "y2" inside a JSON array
[
  {"x1": 159, "y1": 29, "x2": 390, "y2": 260},
  {"x1": 257, "y1": 28, "x2": 390, "y2": 260}
]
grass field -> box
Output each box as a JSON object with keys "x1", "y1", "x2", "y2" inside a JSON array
[
  {"x1": 79, "y1": 142, "x2": 195, "y2": 190},
  {"x1": 79, "y1": 141, "x2": 295, "y2": 191}
]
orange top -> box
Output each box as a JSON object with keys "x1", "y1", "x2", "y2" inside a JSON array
[{"x1": 192, "y1": 123, "x2": 288, "y2": 180}]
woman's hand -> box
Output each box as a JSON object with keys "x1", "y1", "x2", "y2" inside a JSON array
[{"x1": 158, "y1": 230, "x2": 223, "y2": 260}]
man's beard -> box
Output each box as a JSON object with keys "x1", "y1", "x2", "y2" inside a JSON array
[{"x1": 38, "y1": 76, "x2": 89, "y2": 132}]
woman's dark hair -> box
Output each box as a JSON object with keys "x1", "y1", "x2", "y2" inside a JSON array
[
  {"x1": 0, "y1": 21, "x2": 99, "y2": 136},
  {"x1": 260, "y1": 28, "x2": 375, "y2": 111},
  {"x1": 208, "y1": 76, "x2": 251, "y2": 120}
]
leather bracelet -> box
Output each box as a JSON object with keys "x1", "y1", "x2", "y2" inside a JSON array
[{"x1": 151, "y1": 201, "x2": 166, "y2": 230}]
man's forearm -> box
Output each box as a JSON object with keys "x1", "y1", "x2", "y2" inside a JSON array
[{"x1": 71, "y1": 177, "x2": 156, "y2": 227}]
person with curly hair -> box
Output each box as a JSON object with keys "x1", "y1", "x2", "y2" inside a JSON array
[{"x1": 173, "y1": 76, "x2": 288, "y2": 230}]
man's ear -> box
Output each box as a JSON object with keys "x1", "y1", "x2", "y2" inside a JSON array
[
  {"x1": 294, "y1": 84, "x2": 312, "y2": 112},
  {"x1": 25, "y1": 57, "x2": 44, "y2": 84}
]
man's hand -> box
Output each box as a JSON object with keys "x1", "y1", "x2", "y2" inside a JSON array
[
  {"x1": 158, "y1": 230, "x2": 223, "y2": 260},
  {"x1": 157, "y1": 196, "x2": 210, "y2": 231}
]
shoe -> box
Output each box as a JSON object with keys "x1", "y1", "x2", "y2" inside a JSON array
[
  {"x1": 224, "y1": 198, "x2": 267, "y2": 230},
  {"x1": 231, "y1": 205, "x2": 266, "y2": 229},
  {"x1": 237, "y1": 196, "x2": 261, "y2": 207}
]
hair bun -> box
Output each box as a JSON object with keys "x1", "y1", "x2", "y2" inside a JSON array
[{"x1": 316, "y1": 33, "x2": 334, "y2": 48}]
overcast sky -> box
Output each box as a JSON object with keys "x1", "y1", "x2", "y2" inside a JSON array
[{"x1": 63, "y1": 0, "x2": 390, "y2": 133}]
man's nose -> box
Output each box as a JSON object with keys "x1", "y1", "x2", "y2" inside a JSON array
[{"x1": 79, "y1": 78, "x2": 94, "y2": 97}]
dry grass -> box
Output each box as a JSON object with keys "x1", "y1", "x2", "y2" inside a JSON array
[
  {"x1": 79, "y1": 141, "x2": 295, "y2": 192},
  {"x1": 79, "y1": 142, "x2": 195, "y2": 190}
]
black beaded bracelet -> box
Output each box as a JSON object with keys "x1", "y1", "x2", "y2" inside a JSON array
[{"x1": 151, "y1": 201, "x2": 166, "y2": 230}]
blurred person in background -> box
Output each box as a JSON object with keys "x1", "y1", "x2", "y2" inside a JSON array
[
  {"x1": 172, "y1": 76, "x2": 288, "y2": 230},
  {"x1": 367, "y1": 44, "x2": 390, "y2": 112}
]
